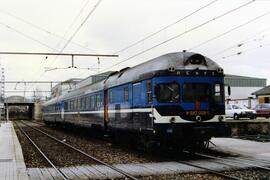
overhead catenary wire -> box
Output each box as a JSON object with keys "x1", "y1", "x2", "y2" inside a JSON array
[
  {"x1": 0, "y1": 22, "x2": 58, "y2": 51},
  {"x1": 113, "y1": 0, "x2": 219, "y2": 55},
  {"x1": 211, "y1": 26, "x2": 270, "y2": 57},
  {"x1": 53, "y1": 0, "x2": 95, "y2": 52},
  {"x1": 45, "y1": 0, "x2": 103, "y2": 73},
  {"x1": 101, "y1": 0, "x2": 256, "y2": 72},
  {"x1": 56, "y1": 0, "x2": 103, "y2": 56},
  {"x1": 24, "y1": 0, "x2": 103, "y2": 91},
  {"x1": 85, "y1": 0, "x2": 219, "y2": 72},
  {"x1": 216, "y1": 41, "x2": 270, "y2": 61},
  {"x1": 188, "y1": 10, "x2": 270, "y2": 51},
  {"x1": 0, "y1": 9, "x2": 97, "y2": 53},
  {"x1": 0, "y1": 21, "x2": 61, "y2": 92}
]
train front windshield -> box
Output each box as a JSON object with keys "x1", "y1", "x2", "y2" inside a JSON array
[
  {"x1": 155, "y1": 83, "x2": 224, "y2": 103},
  {"x1": 155, "y1": 83, "x2": 180, "y2": 102},
  {"x1": 183, "y1": 84, "x2": 210, "y2": 102}
]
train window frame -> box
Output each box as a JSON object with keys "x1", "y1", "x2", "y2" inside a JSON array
[
  {"x1": 146, "y1": 80, "x2": 152, "y2": 103},
  {"x1": 71, "y1": 100, "x2": 74, "y2": 111},
  {"x1": 96, "y1": 93, "x2": 101, "y2": 108},
  {"x1": 214, "y1": 83, "x2": 224, "y2": 102},
  {"x1": 155, "y1": 82, "x2": 180, "y2": 103},
  {"x1": 64, "y1": 101, "x2": 68, "y2": 110},
  {"x1": 182, "y1": 83, "x2": 210, "y2": 102},
  {"x1": 109, "y1": 90, "x2": 113, "y2": 103},
  {"x1": 78, "y1": 98, "x2": 81, "y2": 110},
  {"x1": 81, "y1": 97, "x2": 85, "y2": 110},
  {"x1": 85, "y1": 96, "x2": 90, "y2": 110},
  {"x1": 91, "y1": 95, "x2": 95, "y2": 109},
  {"x1": 124, "y1": 87, "x2": 129, "y2": 102}
]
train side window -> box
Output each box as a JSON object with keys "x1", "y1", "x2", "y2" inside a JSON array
[
  {"x1": 86, "y1": 96, "x2": 90, "y2": 110},
  {"x1": 81, "y1": 97, "x2": 84, "y2": 110},
  {"x1": 78, "y1": 99, "x2": 80, "y2": 110},
  {"x1": 124, "y1": 87, "x2": 129, "y2": 101},
  {"x1": 214, "y1": 83, "x2": 224, "y2": 102},
  {"x1": 96, "y1": 94, "x2": 101, "y2": 108},
  {"x1": 146, "y1": 80, "x2": 152, "y2": 103},
  {"x1": 71, "y1": 100, "x2": 74, "y2": 110},
  {"x1": 109, "y1": 90, "x2": 113, "y2": 103},
  {"x1": 69, "y1": 101, "x2": 72, "y2": 111},
  {"x1": 64, "y1": 102, "x2": 68, "y2": 110},
  {"x1": 74, "y1": 100, "x2": 76, "y2": 110},
  {"x1": 215, "y1": 84, "x2": 221, "y2": 96},
  {"x1": 91, "y1": 95, "x2": 95, "y2": 109}
]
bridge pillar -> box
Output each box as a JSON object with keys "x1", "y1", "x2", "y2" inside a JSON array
[{"x1": 33, "y1": 102, "x2": 42, "y2": 120}]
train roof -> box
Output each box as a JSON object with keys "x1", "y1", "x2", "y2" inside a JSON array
[
  {"x1": 43, "y1": 51, "x2": 222, "y2": 105},
  {"x1": 103, "y1": 51, "x2": 222, "y2": 88}
]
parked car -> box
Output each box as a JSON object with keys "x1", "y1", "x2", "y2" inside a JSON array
[
  {"x1": 225, "y1": 104, "x2": 256, "y2": 120},
  {"x1": 254, "y1": 103, "x2": 270, "y2": 118}
]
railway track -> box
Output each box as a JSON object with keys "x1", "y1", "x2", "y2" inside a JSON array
[
  {"x1": 233, "y1": 135, "x2": 270, "y2": 142},
  {"x1": 15, "y1": 121, "x2": 138, "y2": 180},
  {"x1": 25, "y1": 121, "x2": 242, "y2": 179},
  {"x1": 183, "y1": 150, "x2": 270, "y2": 179},
  {"x1": 21, "y1": 120, "x2": 270, "y2": 179}
]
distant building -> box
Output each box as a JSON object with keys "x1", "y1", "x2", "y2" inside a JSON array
[
  {"x1": 225, "y1": 74, "x2": 267, "y2": 107},
  {"x1": 51, "y1": 78, "x2": 82, "y2": 98},
  {"x1": 50, "y1": 71, "x2": 114, "y2": 98},
  {"x1": 252, "y1": 85, "x2": 270, "y2": 103}
]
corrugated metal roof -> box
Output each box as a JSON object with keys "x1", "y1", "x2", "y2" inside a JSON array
[
  {"x1": 252, "y1": 85, "x2": 270, "y2": 96},
  {"x1": 225, "y1": 74, "x2": 266, "y2": 80},
  {"x1": 225, "y1": 74, "x2": 267, "y2": 87}
]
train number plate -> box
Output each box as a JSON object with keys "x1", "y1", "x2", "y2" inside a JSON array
[{"x1": 186, "y1": 111, "x2": 210, "y2": 116}]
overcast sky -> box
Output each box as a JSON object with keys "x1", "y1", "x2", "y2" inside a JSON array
[{"x1": 0, "y1": 0, "x2": 270, "y2": 97}]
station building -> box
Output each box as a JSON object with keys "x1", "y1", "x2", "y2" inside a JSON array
[
  {"x1": 224, "y1": 74, "x2": 267, "y2": 107},
  {"x1": 252, "y1": 85, "x2": 270, "y2": 103}
]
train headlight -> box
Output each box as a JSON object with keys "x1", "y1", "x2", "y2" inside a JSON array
[
  {"x1": 184, "y1": 54, "x2": 207, "y2": 66},
  {"x1": 196, "y1": 116, "x2": 202, "y2": 122},
  {"x1": 168, "y1": 67, "x2": 175, "y2": 72}
]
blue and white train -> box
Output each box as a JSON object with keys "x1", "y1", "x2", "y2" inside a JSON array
[{"x1": 43, "y1": 51, "x2": 231, "y2": 148}]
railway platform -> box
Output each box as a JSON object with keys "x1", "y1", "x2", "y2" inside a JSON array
[
  {"x1": 211, "y1": 137, "x2": 270, "y2": 160},
  {"x1": 0, "y1": 121, "x2": 29, "y2": 180},
  {"x1": 225, "y1": 118, "x2": 270, "y2": 136}
]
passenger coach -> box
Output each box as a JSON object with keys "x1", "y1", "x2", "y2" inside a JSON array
[{"x1": 43, "y1": 51, "x2": 231, "y2": 148}]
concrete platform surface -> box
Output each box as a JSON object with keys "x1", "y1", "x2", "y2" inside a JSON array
[
  {"x1": 0, "y1": 121, "x2": 29, "y2": 180},
  {"x1": 211, "y1": 137, "x2": 270, "y2": 160}
]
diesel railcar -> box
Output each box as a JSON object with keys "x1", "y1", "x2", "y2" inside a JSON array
[{"x1": 43, "y1": 51, "x2": 231, "y2": 148}]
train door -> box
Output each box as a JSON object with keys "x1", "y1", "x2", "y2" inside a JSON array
[
  {"x1": 61, "y1": 101, "x2": 65, "y2": 121},
  {"x1": 104, "y1": 90, "x2": 109, "y2": 128},
  {"x1": 132, "y1": 82, "x2": 142, "y2": 127}
]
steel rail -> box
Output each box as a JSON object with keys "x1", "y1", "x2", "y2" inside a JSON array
[
  {"x1": 190, "y1": 151, "x2": 270, "y2": 171},
  {"x1": 31, "y1": 120, "x2": 241, "y2": 179},
  {"x1": 31, "y1": 120, "x2": 242, "y2": 179},
  {"x1": 177, "y1": 160, "x2": 241, "y2": 180},
  {"x1": 21, "y1": 121, "x2": 138, "y2": 180},
  {"x1": 232, "y1": 156, "x2": 270, "y2": 167},
  {"x1": 15, "y1": 122, "x2": 68, "y2": 180},
  {"x1": 209, "y1": 144, "x2": 270, "y2": 166}
]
